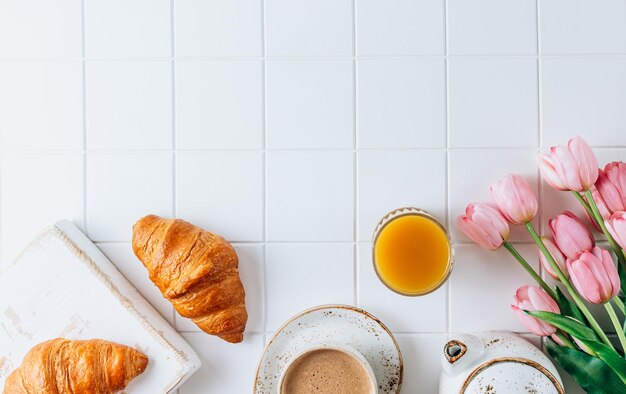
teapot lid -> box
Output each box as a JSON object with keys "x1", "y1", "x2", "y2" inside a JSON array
[{"x1": 461, "y1": 357, "x2": 564, "y2": 394}]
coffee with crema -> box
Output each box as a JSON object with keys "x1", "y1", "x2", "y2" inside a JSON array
[{"x1": 280, "y1": 348, "x2": 373, "y2": 394}]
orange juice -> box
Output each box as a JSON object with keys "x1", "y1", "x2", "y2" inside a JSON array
[{"x1": 373, "y1": 208, "x2": 452, "y2": 296}]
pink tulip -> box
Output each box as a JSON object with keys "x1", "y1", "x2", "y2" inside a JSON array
[
  {"x1": 537, "y1": 136, "x2": 599, "y2": 192},
  {"x1": 595, "y1": 162, "x2": 626, "y2": 213},
  {"x1": 566, "y1": 247, "x2": 620, "y2": 304},
  {"x1": 511, "y1": 285, "x2": 560, "y2": 336},
  {"x1": 605, "y1": 211, "x2": 626, "y2": 250},
  {"x1": 490, "y1": 174, "x2": 538, "y2": 225},
  {"x1": 538, "y1": 237, "x2": 567, "y2": 280},
  {"x1": 456, "y1": 203, "x2": 510, "y2": 250},
  {"x1": 549, "y1": 211, "x2": 594, "y2": 259}
]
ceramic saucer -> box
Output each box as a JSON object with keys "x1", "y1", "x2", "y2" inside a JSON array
[{"x1": 254, "y1": 304, "x2": 403, "y2": 393}]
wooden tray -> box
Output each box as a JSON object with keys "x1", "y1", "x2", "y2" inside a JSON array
[{"x1": 0, "y1": 220, "x2": 200, "y2": 392}]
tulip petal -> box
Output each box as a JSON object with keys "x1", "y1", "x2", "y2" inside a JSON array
[
  {"x1": 513, "y1": 175, "x2": 538, "y2": 222},
  {"x1": 604, "y1": 162, "x2": 626, "y2": 199},
  {"x1": 456, "y1": 216, "x2": 500, "y2": 250},
  {"x1": 549, "y1": 217, "x2": 557, "y2": 236},
  {"x1": 489, "y1": 179, "x2": 514, "y2": 223},
  {"x1": 552, "y1": 146, "x2": 583, "y2": 191},
  {"x1": 514, "y1": 286, "x2": 529, "y2": 303},
  {"x1": 490, "y1": 174, "x2": 537, "y2": 224},
  {"x1": 590, "y1": 246, "x2": 603, "y2": 261},
  {"x1": 568, "y1": 258, "x2": 603, "y2": 304},
  {"x1": 538, "y1": 154, "x2": 568, "y2": 191},
  {"x1": 615, "y1": 216, "x2": 626, "y2": 248},
  {"x1": 599, "y1": 162, "x2": 626, "y2": 211},
  {"x1": 568, "y1": 136, "x2": 598, "y2": 190},
  {"x1": 472, "y1": 204, "x2": 510, "y2": 241},
  {"x1": 527, "y1": 286, "x2": 560, "y2": 313},
  {"x1": 511, "y1": 285, "x2": 558, "y2": 336},
  {"x1": 512, "y1": 305, "x2": 552, "y2": 336},
  {"x1": 607, "y1": 162, "x2": 626, "y2": 208},
  {"x1": 606, "y1": 212, "x2": 626, "y2": 249},
  {"x1": 596, "y1": 170, "x2": 624, "y2": 213},
  {"x1": 551, "y1": 212, "x2": 594, "y2": 258},
  {"x1": 599, "y1": 248, "x2": 620, "y2": 300},
  {"x1": 471, "y1": 215, "x2": 503, "y2": 246},
  {"x1": 580, "y1": 249, "x2": 612, "y2": 302}
]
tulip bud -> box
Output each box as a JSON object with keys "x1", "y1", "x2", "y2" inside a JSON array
[
  {"x1": 538, "y1": 237, "x2": 567, "y2": 280},
  {"x1": 605, "y1": 211, "x2": 626, "y2": 250},
  {"x1": 490, "y1": 174, "x2": 538, "y2": 225},
  {"x1": 511, "y1": 285, "x2": 560, "y2": 337},
  {"x1": 537, "y1": 136, "x2": 599, "y2": 192},
  {"x1": 549, "y1": 211, "x2": 594, "y2": 259},
  {"x1": 456, "y1": 203, "x2": 510, "y2": 250},
  {"x1": 572, "y1": 337, "x2": 595, "y2": 356},
  {"x1": 566, "y1": 247, "x2": 620, "y2": 304},
  {"x1": 595, "y1": 162, "x2": 626, "y2": 213}
]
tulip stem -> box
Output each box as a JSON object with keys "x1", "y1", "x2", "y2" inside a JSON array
[
  {"x1": 605, "y1": 303, "x2": 626, "y2": 356},
  {"x1": 555, "y1": 331, "x2": 576, "y2": 349},
  {"x1": 583, "y1": 190, "x2": 626, "y2": 268},
  {"x1": 503, "y1": 242, "x2": 556, "y2": 300},
  {"x1": 612, "y1": 297, "x2": 625, "y2": 315},
  {"x1": 571, "y1": 191, "x2": 594, "y2": 219},
  {"x1": 525, "y1": 222, "x2": 615, "y2": 350}
]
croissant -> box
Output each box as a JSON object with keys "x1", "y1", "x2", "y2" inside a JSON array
[
  {"x1": 132, "y1": 215, "x2": 247, "y2": 343},
  {"x1": 3, "y1": 338, "x2": 148, "y2": 394}
]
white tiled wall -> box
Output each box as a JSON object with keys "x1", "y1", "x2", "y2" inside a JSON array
[{"x1": 1, "y1": 0, "x2": 626, "y2": 393}]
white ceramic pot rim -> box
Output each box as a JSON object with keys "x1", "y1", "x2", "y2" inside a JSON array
[{"x1": 277, "y1": 342, "x2": 378, "y2": 394}]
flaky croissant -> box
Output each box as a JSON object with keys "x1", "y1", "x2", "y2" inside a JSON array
[
  {"x1": 3, "y1": 338, "x2": 148, "y2": 394},
  {"x1": 132, "y1": 215, "x2": 247, "y2": 343}
]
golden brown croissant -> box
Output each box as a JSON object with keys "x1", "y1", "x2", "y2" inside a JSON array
[
  {"x1": 132, "y1": 214, "x2": 247, "y2": 343},
  {"x1": 3, "y1": 338, "x2": 148, "y2": 394}
]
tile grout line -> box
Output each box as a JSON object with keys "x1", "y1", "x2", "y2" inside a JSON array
[
  {"x1": 536, "y1": 0, "x2": 543, "y2": 150},
  {"x1": 3, "y1": 145, "x2": 626, "y2": 155},
  {"x1": 6, "y1": 53, "x2": 626, "y2": 61},
  {"x1": 536, "y1": 0, "x2": 545, "y2": 352},
  {"x1": 352, "y1": 0, "x2": 358, "y2": 308},
  {"x1": 261, "y1": 0, "x2": 269, "y2": 336},
  {"x1": 81, "y1": 0, "x2": 88, "y2": 234},
  {"x1": 536, "y1": 0, "x2": 545, "y2": 264},
  {"x1": 0, "y1": 143, "x2": 2, "y2": 268},
  {"x1": 170, "y1": 0, "x2": 178, "y2": 328},
  {"x1": 93, "y1": 239, "x2": 541, "y2": 246},
  {"x1": 444, "y1": 0, "x2": 452, "y2": 339},
  {"x1": 175, "y1": 330, "x2": 540, "y2": 336}
]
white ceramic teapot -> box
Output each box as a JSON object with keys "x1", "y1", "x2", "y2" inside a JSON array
[{"x1": 439, "y1": 331, "x2": 564, "y2": 394}]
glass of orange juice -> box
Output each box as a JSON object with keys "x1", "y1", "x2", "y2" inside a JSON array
[{"x1": 372, "y1": 207, "x2": 453, "y2": 296}]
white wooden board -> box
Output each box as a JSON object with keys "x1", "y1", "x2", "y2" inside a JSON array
[{"x1": 0, "y1": 220, "x2": 201, "y2": 392}]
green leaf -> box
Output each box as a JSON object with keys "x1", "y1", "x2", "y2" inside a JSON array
[
  {"x1": 545, "y1": 340, "x2": 626, "y2": 394},
  {"x1": 576, "y1": 338, "x2": 626, "y2": 384},
  {"x1": 554, "y1": 286, "x2": 587, "y2": 324},
  {"x1": 525, "y1": 310, "x2": 596, "y2": 341}
]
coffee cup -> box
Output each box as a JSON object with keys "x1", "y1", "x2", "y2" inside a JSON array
[{"x1": 278, "y1": 343, "x2": 377, "y2": 394}]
